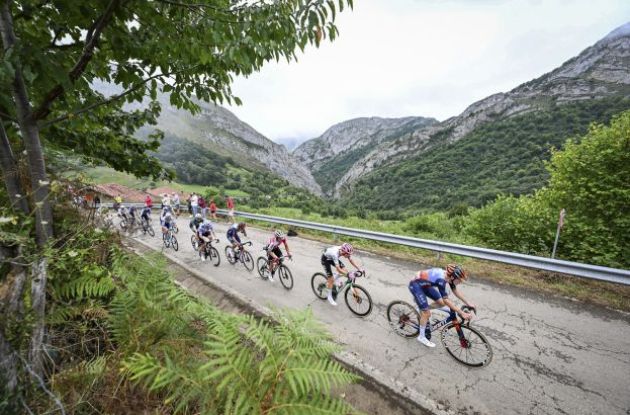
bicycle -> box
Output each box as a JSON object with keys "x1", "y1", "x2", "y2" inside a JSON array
[
  {"x1": 225, "y1": 241, "x2": 254, "y2": 272},
  {"x1": 199, "y1": 238, "x2": 221, "y2": 266},
  {"x1": 386, "y1": 301, "x2": 492, "y2": 367},
  {"x1": 141, "y1": 216, "x2": 155, "y2": 237},
  {"x1": 311, "y1": 270, "x2": 372, "y2": 317},
  {"x1": 256, "y1": 249, "x2": 294, "y2": 290},
  {"x1": 162, "y1": 226, "x2": 179, "y2": 251},
  {"x1": 190, "y1": 233, "x2": 200, "y2": 250},
  {"x1": 172, "y1": 221, "x2": 179, "y2": 234}
]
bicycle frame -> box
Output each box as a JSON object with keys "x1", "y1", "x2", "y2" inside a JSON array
[{"x1": 332, "y1": 271, "x2": 364, "y2": 298}]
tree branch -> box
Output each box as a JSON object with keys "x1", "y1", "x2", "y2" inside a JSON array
[
  {"x1": 41, "y1": 66, "x2": 198, "y2": 127},
  {"x1": 31, "y1": 0, "x2": 122, "y2": 121}
]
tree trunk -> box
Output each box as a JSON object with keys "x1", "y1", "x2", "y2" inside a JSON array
[
  {"x1": 0, "y1": 245, "x2": 27, "y2": 397},
  {"x1": 0, "y1": 120, "x2": 29, "y2": 214},
  {"x1": 0, "y1": 0, "x2": 53, "y2": 377}
]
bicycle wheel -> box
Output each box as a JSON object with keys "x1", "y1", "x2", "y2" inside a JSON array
[
  {"x1": 278, "y1": 265, "x2": 294, "y2": 290},
  {"x1": 173, "y1": 222, "x2": 179, "y2": 233},
  {"x1": 242, "y1": 251, "x2": 254, "y2": 272},
  {"x1": 386, "y1": 301, "x2": 420, "y2": 338},
  {"x1": 171, "y1": 234, "x2": 179, "y2": 251},
  {"x1": 190, "y1": 235, "x2": 198, "y2": 250},
  {"x1": 163, "y1": 232, "x2": 170, "y2": 248},
  {"x1": 119, "y1": 219, "x2": 127, "y2": 230},
  {"x1": 310, "y1": 273, "x2": 328, "y2": 300},
  {"x1": 225, "y1": 246, "x2": 236, "y2": 264},
  {"x1": 209, "y1": 247, "x2": 220, "y2": 267},
  {"x1": 344, "y1": 284, "x2": 372, "y2": 317},
  {"x1": 257, "y1": 257, "x2": 268, "y2": 279},
  {"x1": 441, "y1": 323, "x2": 493, "y2": 367}
]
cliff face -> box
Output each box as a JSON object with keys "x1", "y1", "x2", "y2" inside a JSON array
[
  {"x1": 308, "y1": 22, "x2": 630, "y2": 197},
  {"x1": 151, "y1": 99, "x2": 322, "y2": 194}
]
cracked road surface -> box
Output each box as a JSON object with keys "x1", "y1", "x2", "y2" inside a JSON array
[{"x1": 132, "y1": 217, "x2": 630, "y2": 415}]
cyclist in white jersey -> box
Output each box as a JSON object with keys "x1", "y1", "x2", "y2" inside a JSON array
[{"x1": 320, "y1": 243, "x2": 363, "y2": 306}]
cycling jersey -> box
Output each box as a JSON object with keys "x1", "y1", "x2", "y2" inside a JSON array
[
  {"x1": 227, "y1": 223, "x2": 243, "y2": 244},
  {"x1": 141, "y1": 207, "x2": 151, "y2": 220},
  {"x1": 189, "y1": 217, "x2": 204, "y2": 231},
  {"x1": 409, "y1": 268, "x2": 456, "y2": 311},
  {"x1": 266, "y1": 236, "x2": 287, "y2": 250},
  {"x1": 197, "y1": 222, "x2": 214, "y2": 236},
  {"x1": 321, "y1": 246, "x2": 345, "y2": 278}
]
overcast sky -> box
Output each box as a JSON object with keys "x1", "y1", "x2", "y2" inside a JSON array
[{"x1": 226, "y1": 0, "x2": 630, "y2": 143}]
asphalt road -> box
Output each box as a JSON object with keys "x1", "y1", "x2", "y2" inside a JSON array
[{"x1": 131, "y1": 216, "x2": 630, "y2": 415}]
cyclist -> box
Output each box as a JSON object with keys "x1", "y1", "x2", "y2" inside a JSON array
[
  {"x1": 264, "y1": 230, "x2": 292, "y2": 282},
  {"x1": 160, "y1": 206, "x2": 175, "y2": 234},
  {"x1": 321, "y1": 243, "x2": 363, "y2": 306},
  {"x1": 226, "y1": 222, "x2": 247, "y2": 260},
  {"x1": 197, "y1": 220, "x2": 218, "y2": 261},
  {"x1": 141, "y1": 205, "x2": 152, "y2": 224},
  {"x1": 409, "y1": 264, "x2": 474, "y2": 348},
  {"x1": 128, "y1": 205, "x2": 138, "y2": 227},
  {"x1": 117, "y1": 204, "x2": 128, "y2": 222},
  {"x1": 189, "y1": 213, "x2": 204, "y2": 245}
]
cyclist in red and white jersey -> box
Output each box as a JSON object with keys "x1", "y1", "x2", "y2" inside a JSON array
[
  {"x1": 264, "y1": 230, "x2": 292, "y2": 282},
  {"x1": 409, "y1": 264, "x2": 474, "y2": 347},
  {"x1": 320, "y1": 243, "x2": 363, "y2": 306}
]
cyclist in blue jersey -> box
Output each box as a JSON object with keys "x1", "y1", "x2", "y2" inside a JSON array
[
  {"x1": 226, "y1": 222, "x2": 247, "y2": 259},
  {"x1": 197, "y1": 220, "x2": 217, "y2": 261},
  {"x1": 409, "y1": 264, "x2": 474, "y2": 348},
  {"x1": 160, "y1": 206, "x2": 175, "y2": 234}
]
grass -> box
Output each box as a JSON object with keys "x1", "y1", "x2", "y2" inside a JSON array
[
  {"x1": 238, "y1": 206, "x2": 630, "y2": 313},
  {"x1": 68, "y1": 166, "x2": 250, "y2": 197}
]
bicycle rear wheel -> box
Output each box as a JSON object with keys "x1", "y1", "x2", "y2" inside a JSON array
[
  {"x1": 386, "y1": 301, "x2": 420, "y2": 338},
  {"x1": 278, "y1": 265, "x2": 294, "y2": 290},
  {"x1": 191, "y1": 235, "x2": 198, "y2": 250},
  {"x1": 344, "y1": 285, "x2": 372, "y2": 317},
  {"x1": 310, "y1": 273, "x2": 328, "y2": 300},
  {"x1": 242, "y1": 251, "x2": 254, "y2": 272},
  {"x1": 441, "y1": 323, "x2": 493, "y2": 367},
  {"x1": 257, "y1": 257, "x2": 268, "y2": 279},
  {"x1": 209, "y1": 247, "x2": 220, "y2": 267}
]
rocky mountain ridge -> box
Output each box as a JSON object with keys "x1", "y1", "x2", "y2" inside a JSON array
[{"x1": 297, "y1": 22, "x2": 630, "y2": 197}]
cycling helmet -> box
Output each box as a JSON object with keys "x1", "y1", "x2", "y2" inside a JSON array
[
  {"x1": 274, "y1": 230, "x2": 284, "y2": 239},
  {"x1": 238, "y1": 222, "x2": 246, "y2": 229},
  {"x1": 195, "y1": 213, "x2": 202, "y2": 219},
  {"x1": 446, "y1": 264, "x2": 467, "y2": 281},
  {"x1": 340, "y1": 243, "x2": 353, "y2": 255}
]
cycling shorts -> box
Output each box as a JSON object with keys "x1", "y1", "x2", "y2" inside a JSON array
[
  {"x1": 267, "y1": 246, "x2": 282, "y2": 259},
  {"x1": 409, "y1": 280, "x2": 448, "y2": 311},
  {"x1": 320, "y1": 254, "x2": 345, "y2": 278}
]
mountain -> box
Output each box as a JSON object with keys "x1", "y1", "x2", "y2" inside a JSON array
[
  {"x1": 293, "y1": 116, "x2": 437, "y2": 195},
  {"x1": 275, "y1": 137, "x2": 307, "y2": 151},
  {"x1": 146, "y1": 97, "x2": 322, "y2": 194},
  {"x1": 339, "y1": 23, "x2": 630, "y2": 211},
  {"x1": 296, "y1": 22, "x2": 630, "y2": 206}
]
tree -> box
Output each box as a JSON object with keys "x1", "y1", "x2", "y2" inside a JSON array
[{"x1": 0, "y1": 0, "x2": 353, "y2": 394}]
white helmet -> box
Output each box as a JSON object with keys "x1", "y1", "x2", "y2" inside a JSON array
[{"x1": 274, "y1": 230, "x2": 284, "y2": 238}]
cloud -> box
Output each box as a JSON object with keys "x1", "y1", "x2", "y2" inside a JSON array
[{"x1": 227, "y1": 0, "x2": 630, "y2": 141}]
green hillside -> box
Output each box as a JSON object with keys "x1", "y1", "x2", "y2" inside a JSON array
[{"x1": 343, "y1": 96, "x2": 630, "y2": 212}]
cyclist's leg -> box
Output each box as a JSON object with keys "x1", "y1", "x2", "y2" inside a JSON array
[
  {"x1": 409, "y1": 282, "x2": 432, "y2": 339},
  {"x1": 269, "y1": 247, "x2": 282, "y2": 274}
]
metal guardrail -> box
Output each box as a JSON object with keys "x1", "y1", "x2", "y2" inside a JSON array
[{"x1": 222, "y1": 209, "x2": 630, "y2": 286}]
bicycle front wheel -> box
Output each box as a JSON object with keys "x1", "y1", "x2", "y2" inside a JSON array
[
  {"x1": 441, "y1": 323, "x2": 493, "y2": 367},
  {"x1": 242, "y1": 251, "x2": 254, "y2": 272},
  {"x1": 209, "y1": 247, "x2": 220, "y2": 267},
  {"x1": 310, "y1": 273, "x2": 328, "y2": 300},
  {"x1": 344, "y1": 284, "x2": 372, "y2": 317},
  {"x1": 386, "y1": 301, "x2": 420, "y2": 338},
  {"x1": 171, "y1": 235, "x2": 179, "y2": 251},
  {"x1": 257, "y1": 257, "x2": 268, "y2": 279},
  {"x1": 278, "y1": 265, "x2": 294, "y2": 290}
]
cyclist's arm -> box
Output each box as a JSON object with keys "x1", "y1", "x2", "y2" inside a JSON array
[
  {"x1": 348, "y1": 257, "x2": 362, "y2": 271},
  {"x1": 451, "y1": 287, "x2": 475, "y2": 309},
  {"x1": 282, "y1": 240, "x2": 291, "y2": 257},
  {"x1": 435, "y1": 296, "x2": 471, "y2": 319}
]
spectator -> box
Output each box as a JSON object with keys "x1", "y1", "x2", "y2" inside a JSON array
[
  {"x1": 94, "y1": 195, "x2": 101, "y2": 210},
  {"x1": 199, "y1": 195, "x2": 207, "y2": 218},
  {"x1": 226, "y1": 196, "x2": 235, "y2": 222},
  {"x1": 209, "y1": 198, "x2": 218, "y2": 220},
  {"x1": 186, "y1": 194, "x2": 192, "y2": 216},
  {"x1": 190, "y1": 193, "x2": 199, "y2": 216},
  {"x1": 145, "y1": 194, "x2": 153, "y2": 208},
  {"x1": 172, "y1": 192, "x2": 181, "y2": 217},
  {"x1": 113, "y1": 195, "x2": 123, "y2": 211}
]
